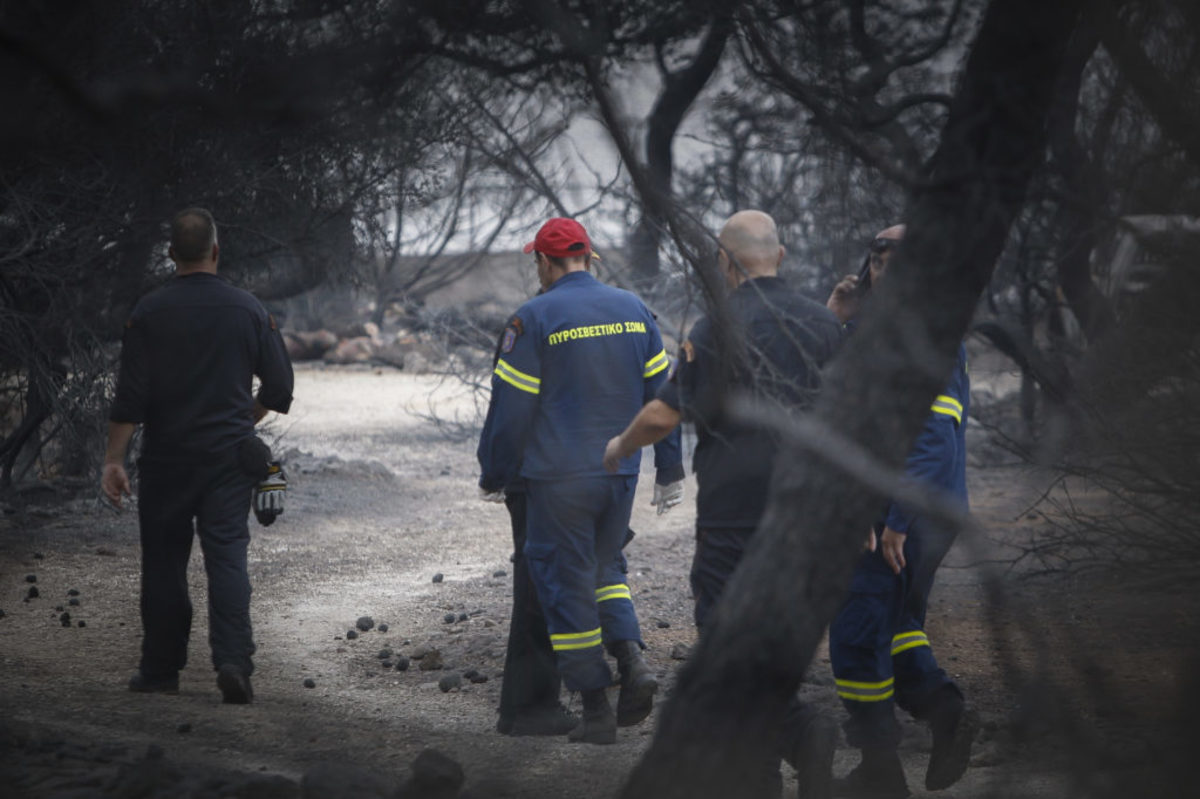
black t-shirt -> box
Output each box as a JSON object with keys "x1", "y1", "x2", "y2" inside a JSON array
[
  {"x1": 657, "y1": 276, "x2": 842, "y2": 528},
  {"x1": 110, "y1": 272, "x2": 294, "y2": 459}
]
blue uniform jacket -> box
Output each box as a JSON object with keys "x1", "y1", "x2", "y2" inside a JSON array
[
  {"x1": 477, "y1": 271, "x2": 683, "y2": 491},
  {"x1": 883, "y1": 343, "x2": 970, "y2": 534}
]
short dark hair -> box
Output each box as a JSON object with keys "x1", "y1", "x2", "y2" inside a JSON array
[{"x1": 170, "y1": 208, "x2": 217, "y2": 262}]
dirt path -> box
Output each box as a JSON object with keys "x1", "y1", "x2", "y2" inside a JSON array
[{"x1": 0, "y1": 364, "x2": 1180, "y2": 797}]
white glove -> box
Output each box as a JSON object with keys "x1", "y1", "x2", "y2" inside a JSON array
[
  {"x1": 254, "y1": 462, "x2": 286, "y2": 526},
  {"x1": 479, "y1": 487, "x2": 505, "y2": 503},
  {"x1": 651, "y1": 480, "x2": 684, "y2": 515}
]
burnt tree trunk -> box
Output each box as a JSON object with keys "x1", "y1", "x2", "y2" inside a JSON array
[
  {"x1": 620, "y1": 1, "x2": 1084, "y2": 797},
  {"x1": 627, "y1": 18, "x2": 730, "y2": 284}
]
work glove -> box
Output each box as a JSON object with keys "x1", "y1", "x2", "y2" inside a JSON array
[
  {"x1": 479, "y1": 487, "x2": 505, "y2": 503},
  {"x1": 651, "y1": 480, "x2": 684, "y2": 515},
  {"x1": 254, "y1": 462, "x2": 286, "y2": 526}
]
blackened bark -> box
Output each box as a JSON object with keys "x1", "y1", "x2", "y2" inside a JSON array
[
  {"x1": 619, "y1": 1, "x2": 1084, "y2": 797},
  {"x1": 628, "y1": 18, "x2": 731, "y2": 284}
]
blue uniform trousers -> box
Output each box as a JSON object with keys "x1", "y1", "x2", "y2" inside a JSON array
[
  {"x1": 829, "y1": 523, "x2": 954, "y2": 749},
  {"x1": 524, "y1": 475, "x2": 642, "y2": 692}
]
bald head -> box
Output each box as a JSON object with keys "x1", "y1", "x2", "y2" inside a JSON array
[
  {"x1": 718, "y1": 211, "x2": 784, "y2": 282},
  {"x1": 875, "y1": 223, "x2": 905, "y2": 242}
]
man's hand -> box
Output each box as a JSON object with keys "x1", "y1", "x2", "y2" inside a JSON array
[
  {"x1": 651, "y1": 481, "x2": 684, "y2": 515},
  {"x1": 880, "y1": 526, "x2": 907, "y2": 574},
  {"x1": 254, "y1": 462, "x2": 286, "y2": 526},
  {"x1": 479, "y1": 487, "x2": 505, "y2": 503},
  {"x1": 101, "y1": 463, "x2": 132, "y2": 509},
  {"x1": 603, "y1": 435, "x2": 630, "y2": 473},
  {"x1": 826, "y1": 274, "x2": 861, "y2": 324},
  {"x1": 865, "y1": 528, "x2": 877, "y2": 552}
]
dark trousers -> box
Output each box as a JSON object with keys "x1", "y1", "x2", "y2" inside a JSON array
[
  {"x1": 136, "y1": 450, "x2": 256, "y2": 678},
  {"x1": 829, "y1": 524, "x2": 955, "y2": 749},
  {"x1": 525, "y1": 475, "x2": 641, "y2": 692},
  {"x1": 498, "y1": 492, "x2": 562, "y2": 720}
]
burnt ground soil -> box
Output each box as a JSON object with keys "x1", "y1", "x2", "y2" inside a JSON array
[{"x1": 1, "y1": 363, "x2": 1197, "y2": 798}]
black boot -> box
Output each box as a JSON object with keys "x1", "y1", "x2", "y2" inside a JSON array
[
  {"x1": 833, "y1": 748, "x2": 910, "y2": 799},
  {"x1": 925, "y1": 686, "x2": 976, "y2": 790},
  {"x1": 609, "y1": 640, "x2": 657, "y2": 726},
  {"x1": 567, "y1": 688, "x2": 616, "y2": 745}
]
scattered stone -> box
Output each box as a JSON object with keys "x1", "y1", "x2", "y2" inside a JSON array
[
  {"x1": 303, "y1": 678, "x2": 316, "y2": 689},
  {"x1": 301, "y1": 761, "x2": 397, "y2": 799},
  {"x1": 96, "y1": 547, "x2": 117, "y2": 556},
  {"x1": 443, "y1": 613, "x2": 456, "y2": 624},
  {"x1": 346, "y1": 630, "x2": 358, "y2": 640},
  {"x1": 177, "y1": 723, "x2": 192, "y2": 734},
  {"x1": 25, "y1": 574, "x2": 37, "y2": 583},
  {"x1": 417, "y1": 650, "x2": 444, "y2": 671},
  {"x1": 67, "y1": 588, "x2": 80, "y2": 596},
  {"x1": 355, "y1": 616, "x2": 375, "y2": 632},
  {"x1": 462, "y1": 669, "x2": 479, "y2": 680},
  {"x1": 396, "y1": 748, "x2": 465, "y2": 799},
  {"x1": 656, "y1": 620, "x2": 671, "y2": 629},
  {"x1": 468, "y1": 673, "x2": 488, "y2": 684},
  {"x1": 378, "y1": 648, "x2": 393, "y2": 660},
  {"x1": 68, "y1": 597, "x2": 80, "y2": 607},
  {"x1": 457, "y1": 613, "x2": 468, "y2": 622},
  {"x1": 381, "y1": 661, "x2": 393, "y2": 668},
  {"x1": 394, "y1": 657, "x2": 411, "y2": 671},
  {"x1": 26, "y1": 586, "x2": 39, "y2": 599},
  {"x1": 482, "y1": 619, "x2": 495, "y2": 628},
  {"x1": 437, "y1": 674, "x2": 462, "y2": 693},
  {"x1": 55, "y1": 605, "x2": 64, "y2": 612},
  {"x1": 670, "y1": 643, "x2": 691, "y2": 660},
  {"x1": 77, "y1": 620, "x2": 86, "y2": 628},
  {"x1": 492, "y1": 570, "x2": 506, "y2": 578},
  {"x1": 439, "y1": 467, "x2": 451, "y2": 476},
  {"x1": 59, "y1": 611, "x2": 70, "y2": 624},
  {"x1": 377, "y1": 623, "x2": 389, "y2": 633},
  {"x1": 431, "y1": 573, "x2": 444, "y2": 584},
  {"x1": 410, "y1": 646, "x2": 429, "y2": 659}
]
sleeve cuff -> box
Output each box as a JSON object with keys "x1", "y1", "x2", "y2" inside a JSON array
[
  {"x1": 655, "y1": 463, "x2": 685, "y2": 486},
  {"x1": 258, "y1": 391, "x2": 293, "y2": 414}
]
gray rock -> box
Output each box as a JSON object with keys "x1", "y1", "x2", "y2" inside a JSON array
[
  {"x1": 377, "y1": 623, "x2": 388, "y2": 633},
  {"x1": 394, "y1": 656, "x2": 411, "y2": 671},
  {"x1": 492, "y1": 570, "x2": 506, "y2": 578},
  {"x1": 457, "y1": 613, "x2": 468, "y2": 622},
  {"x1": 25, "y1": 574, "x2": 36, "y2": 583},
  {"x1": 355, "y1": 616, "x2": 375, "y2": 632},
  {"x1": 346, "y1": 630, "x2": 358, "y2": 640},
  {"x1": 301, "y1": 762, "x2": 396, "y2": 799},
  {"x1": 431, "y1": 573, "x2": 444, "y2": 583},
  {"x1": 437, "y1": 674, "x2": 462, "y2": 693},
  {"x1": 417, "y1": 650, "x2": 444, "y2": 671},
  {"x1": 67, "y1": 588, "x2": 80, "y2": 596},
  {"x1": 443, "y1": 613, "x2": 456, "y2": 624},
  {"x1": 303, "y1": 678, "x2": 316, "y2": 689},
  {"x1": 396, "y1": 748, "x2": 465, "y2": 799},
  {"x1": 69, "y1": 598, "x2": 80, "y2": 607},
  {"x1": 669, "y1": 643, "x2": 691, "y2": 660},
  {"x1": 26, "y1": 586, "x2": 38, "y2": 599},
  {"x1": 469, "y1": 673, "x2": 488, "y2": 684},
  {"x1": 378, "y1": 648, "x2": 393, "y2": 660}
]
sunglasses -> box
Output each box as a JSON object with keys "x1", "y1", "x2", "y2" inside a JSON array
[{"x1": 869, "y1": 238, "x2": 898, "y2": 254}]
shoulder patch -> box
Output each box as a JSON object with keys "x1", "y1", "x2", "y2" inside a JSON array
[
  {"x1": 500, "y1": 327, "x2": 517, "y2": 353},
  {"x1": 509, "y1": 316, "x2": 524, "y2": 337}
]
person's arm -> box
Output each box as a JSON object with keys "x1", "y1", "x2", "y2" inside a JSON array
[
  {"x1": 881, "y1": 412, "x2": 959, "y2": 573},
  {"x1": 101, "y1": 422, "x2": 136, "y2": 508},
  {"x1": 641, "y1": 318, "x2": 683, "y2": 484},
  {"x1": 255, "y1": 310, "x2": 294, "y2": 417},
  {"x1": 603, "y1": 399, "x2": 682, "y2": 472},
  {"x1": 477, "y1": 312, "x2": 540, "y2": 492}
]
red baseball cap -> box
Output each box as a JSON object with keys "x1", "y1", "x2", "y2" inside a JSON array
[{"x1": 523, "y1": 217, "x2": 591, "y2": 258}]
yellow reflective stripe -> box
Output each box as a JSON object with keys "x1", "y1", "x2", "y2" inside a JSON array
[
  {"x1": 931, "y1": 394, "x2": 962, "y2": 423},
  {"x1": 643, "y1": 348, "x2": 669, "y2": 378},
  {"x1": 595, "y1": 584, "x2": 632, "y2": 602},
  {"x1": 494, "y1": 359, "x2": 541, "y2": 395},
  {"x1": 891, "y1": 631, "x2": 931, "y2": 655},
  {"x1": 835, "y1": 677, "x2": 895, "y2": 702},
  {"x1": 550, "y1": 627, "x2": 603, "y2": 652}
]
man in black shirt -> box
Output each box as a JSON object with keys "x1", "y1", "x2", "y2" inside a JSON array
[
  {"x1": 604, "y1": 210, "x2": 842, "y2": 797},
  {"x1": 101, "y1": 208, "x2": 293, "y2": 704}
]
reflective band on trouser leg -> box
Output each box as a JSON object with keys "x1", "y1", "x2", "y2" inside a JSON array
[
  {"x1": 550, "y1": 627, "x2": 603, "y2": 652},
  {"x1": 930, "y1": 394, "x2": 962, "y2": 424},
  {"x1": 595, "y1": 584, "x2": 632, "y2": 603},
  {"x1": 836, "y1": 677, "x2": 896, "y2": 703},
  {"x1": 891, "y1": 630, "x2": 931, "y2": 656}
]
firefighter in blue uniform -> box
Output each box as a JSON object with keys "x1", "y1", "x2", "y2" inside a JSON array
[
  {"x1": 477, "y1": 217, "x2": 683, "y2": 745},
  {"x1": 824, "y1": 224, "x2": 975, "y2": 798},
  {"x1": 102, "y1": 208, "x2": 294, "y2": 705}
]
